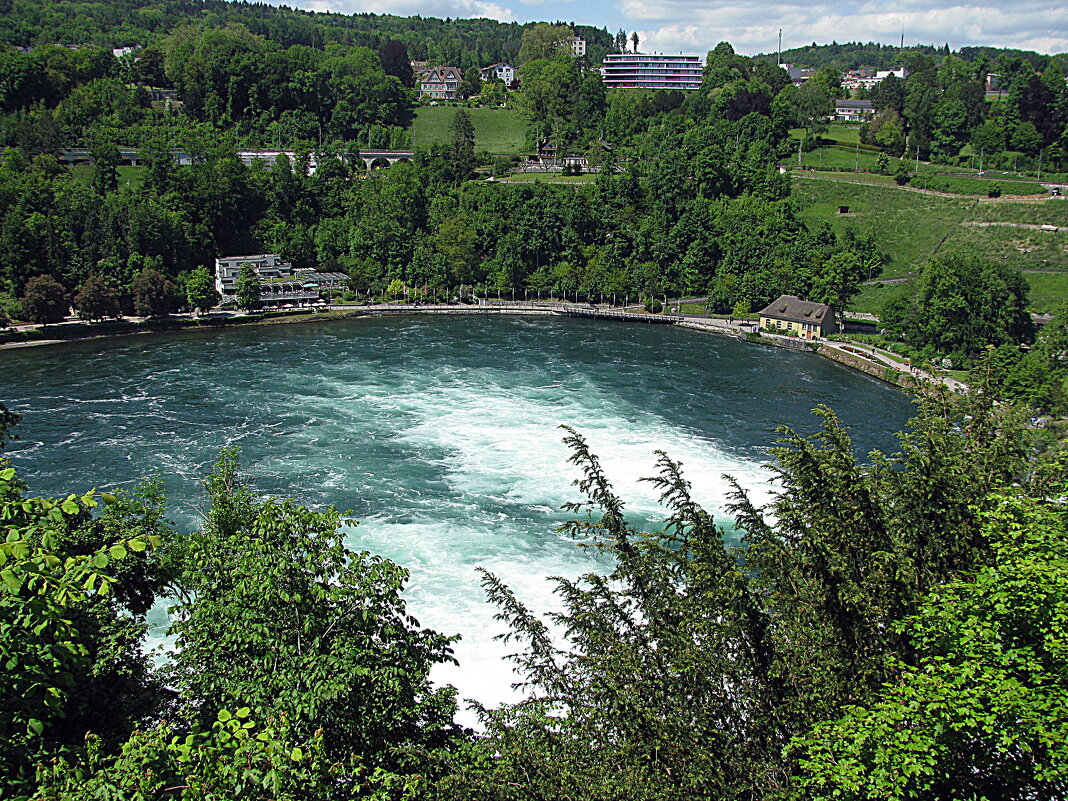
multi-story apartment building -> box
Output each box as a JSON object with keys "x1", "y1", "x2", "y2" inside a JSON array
[
  {"x1": 215, "y1": 254, "x2": 289, "y2": 295},
  {"x1": 601, "y1": 53, "x2": 703, "y2": 90},
  {"x1": 571, "y1": 37, "x2": 587, "y2": 57},
  {"x1": 215, "y1": 255, "x2": 348, "y2": 306}
]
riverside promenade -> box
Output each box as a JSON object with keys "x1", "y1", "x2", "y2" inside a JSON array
[{"x1": 1, "y1": 298, "x2": 965, "y2": 393}]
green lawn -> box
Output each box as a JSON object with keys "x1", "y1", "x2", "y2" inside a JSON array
[
  {"x1": 967, "y1": 200, "x2": 1068, "y2": 227},
  {"x1": 943, "y1": 224, "x2": 1068, "y2": 271},
  {"x1": 793, "y1": 145, "x2": 885, "y2": 173},
  {"x1": 789, "y1": 124, "x2": 864, "y2": 145},
  {"x1": 70, "y1": 163, "x2": 146, "y2": 190},
  {"x1": 791, "y1": 175, "x2": 974, "y2": 278},
  {"x1": 411, "y1": 106, "x2": 529, "y2": 154},
  {"x1": 1023, "y1": 272, "x2": 1068, "y2": 313},
  {"x1": 849, "y1": 280, "x2": 914, "y2": 315}
]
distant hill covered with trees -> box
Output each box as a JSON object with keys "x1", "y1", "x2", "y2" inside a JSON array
[{"x1": 761, "y1": 40, "x2": 1068, "y2": 75}]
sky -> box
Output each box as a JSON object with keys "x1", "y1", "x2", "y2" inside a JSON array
[{"x1": 287, "y1": 0, "x2": 1068, "y2": 56}]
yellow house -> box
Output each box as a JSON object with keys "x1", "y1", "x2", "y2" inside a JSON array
[{"x1": 758, "y1": 295, "x2": 837, "y2": 341}]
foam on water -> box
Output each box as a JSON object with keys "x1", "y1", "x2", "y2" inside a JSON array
[{"x1": 0, "y1": 315, "x2": 915, "y2": 727}]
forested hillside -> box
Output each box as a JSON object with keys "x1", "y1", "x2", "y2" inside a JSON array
[
  {"x1": 768, "y1": 39, "x2": 1068, "y2": 75},
  {"x1": 0, "y1": 0, "x2": 612, "y2": 68},
  {"x1": 0, "y1": 9, "x2": 880, "y2": 327}
]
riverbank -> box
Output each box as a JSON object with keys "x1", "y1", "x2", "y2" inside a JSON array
[{"x1": 0, "y1": 300, "x2": 962, "y2": 394}]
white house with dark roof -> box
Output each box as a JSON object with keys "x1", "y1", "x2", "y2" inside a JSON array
[
  {"x1": 833, "y1": 98, "x2": 874, "y2": 121},
  {"x1": 758, "y1": 295, "x2": 837, "y2": 340},
  {"x1": 480, "y1": 62, "x2": 515, "y2": 86}
]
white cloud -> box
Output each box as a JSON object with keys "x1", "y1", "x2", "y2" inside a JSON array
[{"x1": 620, "y1": 0, "x2": 1068, "y2": 55}]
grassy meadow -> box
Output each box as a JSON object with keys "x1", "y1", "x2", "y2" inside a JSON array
[
  {"x1": 792, "y1": 174, "x2": 1068, "y2": 314},
  {"x1": 411, "y1": 106, "x2": 529, "y2": 153},
  {"x1": 790, "y1": 175, "x2": 975, "y2": 278},
  {"x1": 1023, "y1": 272, "x2": 1068, "y2": 313},
  {"x1": 70, "y1": 163, "x2": 146, "y2": 190}
]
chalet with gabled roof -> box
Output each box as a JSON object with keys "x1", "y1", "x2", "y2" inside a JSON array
[
  {"x1": 417, "y1": 65, "x2": 463, "y2": 99},
  {"x1": 758, "y1": 295, "x2": 837, "y2": 340}
]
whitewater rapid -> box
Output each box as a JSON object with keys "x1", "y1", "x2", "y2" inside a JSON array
[{"x1": 0, "y1": 315, "x2": 914, "y2": 725}]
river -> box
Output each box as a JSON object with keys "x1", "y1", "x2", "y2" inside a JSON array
[{"x1": 0, "y1": 314, "x2": 915, "y2": 721}]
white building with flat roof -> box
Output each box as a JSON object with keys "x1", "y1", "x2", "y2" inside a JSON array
[
  {"x1": 215, "y1": 254, "x2": 290, "y2": 295},
  {"x1": 601, "y1": 53, "x2": 703, "y2": 90},
  {"x1": 876, "y1": 67, "x2": 908, "y2": 80}
]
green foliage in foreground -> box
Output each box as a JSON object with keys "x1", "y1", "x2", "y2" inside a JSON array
[
  {"x1": 0, "y1": 445, "x2": 460, "y2": 799},
  {"x1": 433, "y1": 395, "x2": 1062, "y2": 800},
  {"x1": 167, "y1": 449, "x2": 460, "y2": 769},
  {"x1": 4, "y1": 390, "x2": 1068, "y2": 799},
  {"x1": 795, "y1": 485, "x2": 1068, "y2": 799}
]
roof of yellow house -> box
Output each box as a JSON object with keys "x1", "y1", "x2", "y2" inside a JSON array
[{"x1": 758, "y1": 295, "x2": 833, "y2": 325}]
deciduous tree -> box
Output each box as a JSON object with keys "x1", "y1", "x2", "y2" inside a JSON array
[
  {"x1": 518, "y1": 23, "x2": 573, "y2": 63},
  {"x1": 130, "y1": 267, "x2": 176, "y2": 317},
  {"x1": 184, "y1": 265, "x2": 220, "y2": 315},
  {"x1": 74, "y1": 274, "x2": 120, "y2": 321},
  {"x1": 20, "y1": 274, "x2": 67, "y2": 324},
  {"x1": 795, "y1": 487, "x2": 1068, "y2": 800},
  {"x1": 166, "y1": 449, "x2": 460, "y2": 768},
  {"x1": 234, "y1": 262, "x2": 261, "y2": 311}
]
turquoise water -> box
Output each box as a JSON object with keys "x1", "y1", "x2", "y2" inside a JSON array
[{"x1": 0, "y1": 315, "x2": 914, "y2": 719}]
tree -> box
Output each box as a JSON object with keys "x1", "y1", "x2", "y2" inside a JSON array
[
  {"x1": 1011, "y1": 120, "x2": 1042, "y2": 155},
  {"x1": 233, "y1": 262, "x2": 261, "y2": 312},
  {"x1": 459, "y1": 67, "x2": 482, "y2": 100},
  {"x1": 971, "y1": 119, "x2": 1006, "y2": 156},
  {"x1": 518, "y1": 23, "x2": 573, "y2": 63},
  {"x1": 795, "y1": 487, "x2": 1068, "y2": 800},
  {"x1": 810, "y1": 251, "x2": 863, "y2": 313},
  {"x1": 89, "y1": 135, "x2": 119, "y2": 195},
  {"x1": 440, "y1": 399, "x2": 1032, "y2": 800},
  {"x1": 184, "y1": 265, "x2": 220, "y2": 315},
  {"x1": 794, "y1": 80, "x2": 831, "y2": 133},
  {"x1": 0, "y1": 403, "x2": 19, "y2": 449},
  {"x1": 166, "y1": 450, "x2": 459, "y2": 768},
  {"x1": 861, "y1": 108, "x2": 905, "y2": 154},
  {"x1": 20, "y1": 274, "x2": 67, "y2": 324},
  {"x1": 930, "y1": 97, "x2": 969, "y2": 157},
  {"x1": 447, "y1": 108, "x2": 476, "y2": 182},
  {"x1": 0, "y1": 466, "x2": 159, "y2": 797},
  {"x1": 130, "y1": 268, "x2": 177, "y2": 317},
  {"x1": 630, "y1": 31, "x2": 640, "y2": 53},
  {"x1": 74, "y1": 274, "x2": 120, "y2": 321},
  {"x1": 614, "y1": 29, "x2": 627, "y2": 54},
  {"x1": 871, "y1": 74, "x2": 905, "y2": 113},
  {"x1": 378, "y1": 39, "x2": 414, "y2": 88},
  {"x1": 900, "y1": 252, "x2": 1033, "y2": 365}
]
